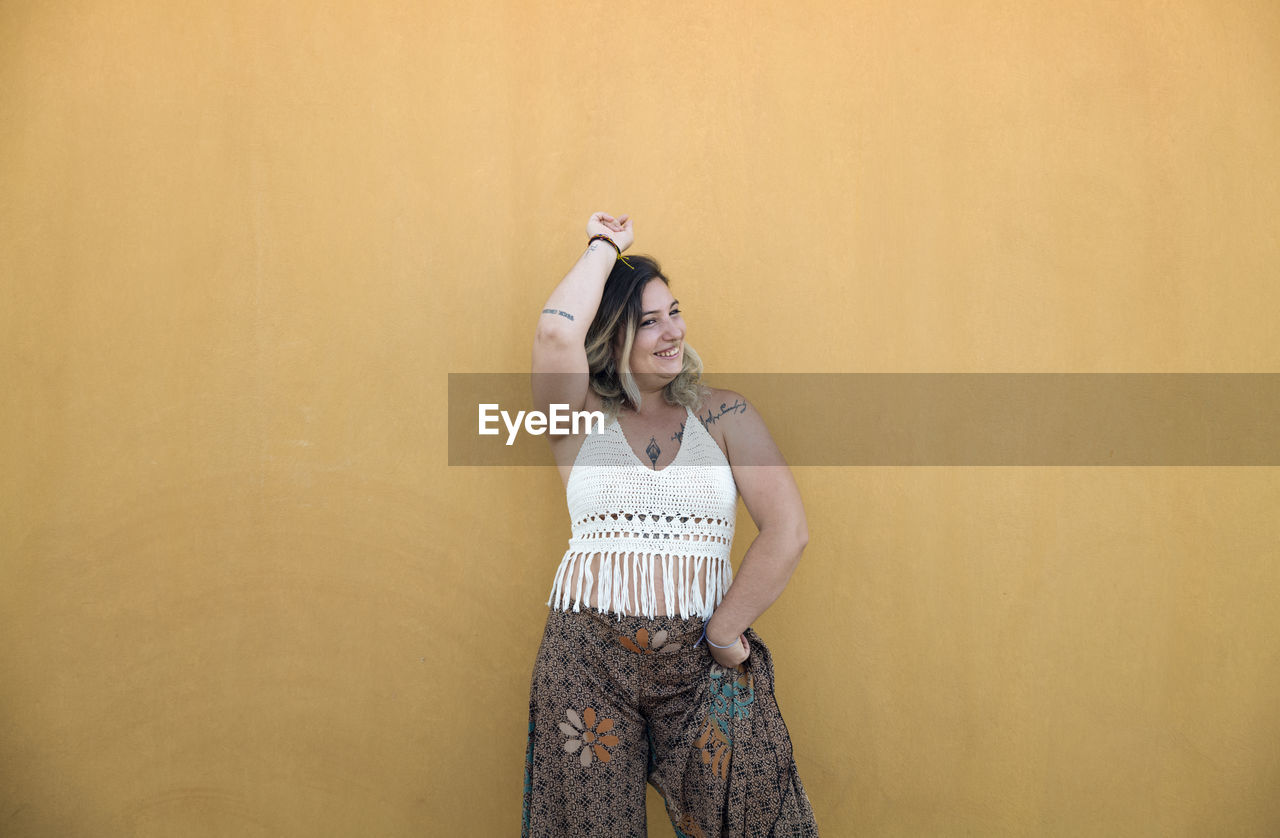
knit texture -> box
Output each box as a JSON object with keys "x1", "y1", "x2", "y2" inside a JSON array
[{"x1": 548, "y1": 407, "x2": 738, "y2": 619}]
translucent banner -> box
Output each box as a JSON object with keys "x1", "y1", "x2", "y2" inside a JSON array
[{"x1": 448, "y1": 374, "x2": 1280, "y2": 466}]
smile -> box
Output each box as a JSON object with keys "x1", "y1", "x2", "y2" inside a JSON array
[{"x1": 654, "y1": 346, "x2": 681, "y2": 358}]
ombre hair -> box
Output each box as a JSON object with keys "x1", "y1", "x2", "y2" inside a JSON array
[{"x1": 584, "y1": 255, "x2": 705, "y2": 416}]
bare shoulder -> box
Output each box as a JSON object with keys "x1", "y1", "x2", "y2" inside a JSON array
[
  {"x1": 694, "y1": 387, "x2": 751, "y2": 453},
  {"x1": 696, "y1": 386, "x2": 785, "y2": 468},
  {"x1": 695, "y1": 387, "x2": 750, "y2": 424}
]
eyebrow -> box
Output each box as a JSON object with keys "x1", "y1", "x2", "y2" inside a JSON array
[{"x1": 641, "y1": 300, "x2": 680, "y2": 317}]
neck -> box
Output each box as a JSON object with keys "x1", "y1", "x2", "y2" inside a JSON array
[{"x1": 623, "y1": 385, "x2": 675, "y2": 418}]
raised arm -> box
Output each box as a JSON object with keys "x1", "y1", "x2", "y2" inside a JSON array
[
  {"x1": 531, "y1": 212, "x2": 633, "y2": 415},
  {"x1": 704, "y1": 393, "x2": 809, "y2": 667}
]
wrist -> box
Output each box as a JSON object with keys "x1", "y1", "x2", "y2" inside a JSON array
[
  {"x1": 587, "y1": 233, "x2": 622, "y2": 253},
  {"x1": 705, "y1": 624, "x2": 741, "y2": 649},
  {"x1": 586, "y1": 234, "x2": 634, "y2": 270}
]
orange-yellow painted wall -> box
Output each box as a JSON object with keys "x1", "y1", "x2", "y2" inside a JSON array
[{"x1": 3, "y1": 2, "x2": 1279, "y2": 835}]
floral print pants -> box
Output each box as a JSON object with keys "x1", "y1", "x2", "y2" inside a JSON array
[{"x1": 522, "y1": 607, "x2": 818, "y2": 837}]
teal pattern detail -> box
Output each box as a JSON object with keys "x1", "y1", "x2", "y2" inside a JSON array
[{"x1": 708, "y1": 663, "x2": 755, "y2": 744}]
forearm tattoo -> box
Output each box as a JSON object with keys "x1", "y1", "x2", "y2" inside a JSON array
[{"x1": 543, "y1": 243, "x2": 602, "y2": 322}]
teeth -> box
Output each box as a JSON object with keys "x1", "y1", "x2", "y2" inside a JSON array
[{"x1": 656, "y1": 347, "x2": 680, "y2": 357}]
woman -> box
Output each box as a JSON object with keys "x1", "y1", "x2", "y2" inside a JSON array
[{"x1": 523, "y1": 212, "x2": 817, "y2": 837}]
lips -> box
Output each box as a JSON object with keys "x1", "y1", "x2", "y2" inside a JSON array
[{"x1": 654, "y1": 345, "x2": 681, "y2": 358}]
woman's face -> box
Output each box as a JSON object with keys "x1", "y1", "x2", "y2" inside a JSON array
[{"x1": 621, "y1": 278, "x2": 685, "y2": 389}]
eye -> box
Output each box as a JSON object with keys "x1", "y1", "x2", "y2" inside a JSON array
[{"x1": 641, "y1": 318, "x2": 656, "y2": 327}]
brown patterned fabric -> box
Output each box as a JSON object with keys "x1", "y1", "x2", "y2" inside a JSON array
[{"x1": 523, "y1": 607, "x2": 818, "y2": 837}]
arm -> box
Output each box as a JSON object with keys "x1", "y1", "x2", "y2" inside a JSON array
[
  {"x1": 704, "y1": 394, "x2": 809, "y2": 667},
  {"x1": 531, "y1": 212, "x2": 633, "y2": 415}
]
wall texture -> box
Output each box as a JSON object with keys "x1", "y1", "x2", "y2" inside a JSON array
[{"x1": 3, "y1": 1, "x2": 1278, "y2": 835}]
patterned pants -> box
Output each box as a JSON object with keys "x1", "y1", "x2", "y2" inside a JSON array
[{"x1": 522, "y1": 607, "x2": 818, "y2": 837}]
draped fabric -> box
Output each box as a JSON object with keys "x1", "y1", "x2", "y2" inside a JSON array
[{"x1": 523, "y1": 607, "x2": 818, "y2": 837}]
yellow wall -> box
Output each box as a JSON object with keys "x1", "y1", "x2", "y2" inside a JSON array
[{"x1": 3, "y1": 1, "x2": 1279, "y2": 835}]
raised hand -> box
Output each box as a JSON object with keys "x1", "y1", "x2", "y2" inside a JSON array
[{"x1": 586, "y1": 212, "x2": 634, "y2": 252}]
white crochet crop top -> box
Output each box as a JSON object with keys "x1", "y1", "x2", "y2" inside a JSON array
[{"x1": 547, "y1": 405, "x2": 738, "y2": 620}]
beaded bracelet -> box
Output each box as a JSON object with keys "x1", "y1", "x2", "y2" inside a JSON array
[
  {"x1": 588, "y1": 234, "x2": 633, "y2": 268},
  {"x1": 587, "y1": 233, "x2": 619, "y2": 254}
]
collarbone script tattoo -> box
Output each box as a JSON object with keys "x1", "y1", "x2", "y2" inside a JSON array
[
  {"x1": 541, "y1": 308, "x2": 574, "y2": 321},
  {"x1": 671, "y1": 398, "x2": 748, "y2": 442}
]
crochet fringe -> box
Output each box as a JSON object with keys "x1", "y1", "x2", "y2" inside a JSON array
[{"x1": 547, "y1": 551, "x2": 734, "y2": 620}]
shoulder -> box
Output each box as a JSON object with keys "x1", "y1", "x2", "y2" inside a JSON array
[
  {"x1": 695, "y1": 387, "x2": 786, "y2": 468},
  {"x1": 695, "y1": 387, "x2": 751, "y2": 422},
  {"x1": 692, "y1": 387, "x2": 753, "y2": 452}
]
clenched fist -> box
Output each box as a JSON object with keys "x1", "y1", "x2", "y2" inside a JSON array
[{"x1": 586, "y1": 212, "x2": 634, "y2": 252}]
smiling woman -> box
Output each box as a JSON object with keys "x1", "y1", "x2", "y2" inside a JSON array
[
  {"x1": 520, "y1": 212, "x2": 818, "y2": 837},
  {"x1": 578, "y1": 250, "x2": 706, "y2": 417}
]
